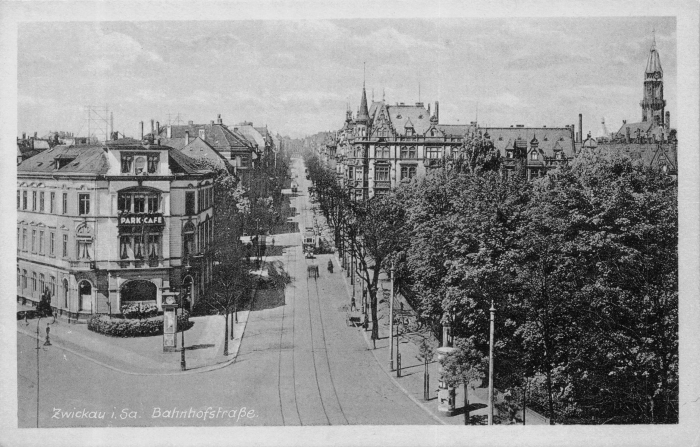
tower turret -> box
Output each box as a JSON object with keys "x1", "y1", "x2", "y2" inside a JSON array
[{"x1": 640, "y1": 32, "x2": 666, "y2": 125}]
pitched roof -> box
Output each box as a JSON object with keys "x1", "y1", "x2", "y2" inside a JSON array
[
  {"x1": 168, "y1": 146, "x2": 208, "y2": 174},
  {"x1": 591, "y1": 142, "x2": 677, "y2": 173},
  {"x1": 232, "y1": 124, "x2": 265, "y2": 149},
  {"x1": 386, "y1": 104, "x2": 431, "y2": 136},
  {"x1": 436, "y1": 124, "x2": 475, "y2": 137},
  {"x1": 157, "y1": 124, "x2": 252, "y2": 151},
  {"x1": 613, "y1": 121, "x2": 666, "y2": 140},
  {"x1": 483, "y1": 127, "x2": 575, "y2": 158},
  {"x1": 18, "y1": 145, "x2": 109, "y2": 174},
  {"x1": 179, "y1": 137, "x2": 231, "y2": 170}
]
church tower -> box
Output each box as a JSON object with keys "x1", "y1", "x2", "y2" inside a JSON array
[{"x1": 640, "y1": 32, "x2": 666, "y2": 125}]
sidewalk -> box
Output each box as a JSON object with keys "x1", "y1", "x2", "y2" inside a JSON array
[
  {"x1": 16, "y1": 297, "x2": 254, "y2": 376},
  {"x1": 307, "y1": 195, "x2": 545, "y2": 426}
]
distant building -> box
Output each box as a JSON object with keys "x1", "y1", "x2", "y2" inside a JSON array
[
  {"x1": 150, "y1": 115, "x2": 256, "y2": 173},
  {"x1": 17, "y1": 138, "x2": 216, "y2": 320},
  {"x1": 335, "y1": 84, "x2": 473, "y2": 199},
  {"x1": 179, "y1": 136, "x2": 233, "y2": 172},
  {"x1": 592, "y1": 33, "x2": 677, "y2": 175},
  {"x1": 613, "y1": 34, "x2": 674, "y2": 143}
]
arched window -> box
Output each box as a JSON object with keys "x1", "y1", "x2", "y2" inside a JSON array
[
  {"x1": 183, "y1": 221, "x2": 196, "y2": 258},
  {"x1": 62, "y1": 278, "x2": 69, "y2": 308}
]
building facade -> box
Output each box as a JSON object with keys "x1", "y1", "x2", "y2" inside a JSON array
[{"x1": 17, "y1": 138, "x2": 216, "y2": 321}]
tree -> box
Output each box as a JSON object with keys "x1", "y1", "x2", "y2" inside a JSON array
[
  {"x1": 440, "y1": 337, "x2": 487, "y2": 424},
  {"x1": 349, "y1": 194, "x2": 408, "y2": 342}
]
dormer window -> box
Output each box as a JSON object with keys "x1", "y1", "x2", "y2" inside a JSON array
[
  {"x1": 555, "y1": 152, "x2": 562, "y2": 160},
  {"x1": 121, "y1": 155, "x2": 133, "y2": 173},
  {"x1": 134, "y1": 156, "x2": 147, "y2": 174},
  {"x1": 530, "y1": 151, "x2": 538, "y2": 160},
  {"x1": 199, "y1": 129, "x2": 205, "y2": 139},
  {"x1": 147, "y1": 154, "x2": 159, "y2": 174},
  {"x1": 55, "y1": 157, "x2": 76, "y2": 169},
  {"x1": 506, "y1": 150, "x2": 513, "y2": 159},
  {"x1": 406, "y1": 128, "x2": 414, "y2": 136}
]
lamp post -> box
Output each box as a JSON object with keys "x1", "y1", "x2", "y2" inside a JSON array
[
  {"x1": 389, "y1": 262, "x2": 395, "y2": 371},
  {"x1": 33, "y1": 317, "x2": 51, "y2": 428},
  {"x1": 488, "y1": 300, "x2": 496, "y2": 425}
]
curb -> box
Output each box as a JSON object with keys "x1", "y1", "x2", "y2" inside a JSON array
[
  {"x1": 16, "y1": 288, "x2": 257, "y2": 377},
  {"x1": 332, "y1": 253, "x2": 448, "y2": 426}
]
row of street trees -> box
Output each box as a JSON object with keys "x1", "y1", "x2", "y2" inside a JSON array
[
  {"x1": 192, "y1": 150, "x2": 291, "y2": 354},
  {"x1": 302, "y1": 134, "x2": 677, "y2": 424}
]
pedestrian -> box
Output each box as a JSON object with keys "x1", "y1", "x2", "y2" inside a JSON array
[
  {"x1": 327, "y1": 259, "x2": 333, "y2": 273},
  {"x1": 350, "y1": 297, "x2": 357, "y2": 311}
]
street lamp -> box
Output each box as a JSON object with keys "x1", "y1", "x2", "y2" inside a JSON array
[
  {"x1": 488, "y1": 299, "x2": 496, "y2": 425},
  {"x1": 29, "y1": 316, "x2": 52, "y2": 428}
]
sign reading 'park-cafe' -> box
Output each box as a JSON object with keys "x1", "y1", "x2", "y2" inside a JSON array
[{"x1": 118, "y1": 213, "x2": 165, "y2": 227}]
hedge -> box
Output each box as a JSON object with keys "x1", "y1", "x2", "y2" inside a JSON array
[{"x1": 88, "y1": 311, "x2": 193, "y2": 338}]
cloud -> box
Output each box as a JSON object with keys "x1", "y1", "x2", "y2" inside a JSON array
[{"x1": 79, "y1": 25, "x2": 162, "y2": 73}]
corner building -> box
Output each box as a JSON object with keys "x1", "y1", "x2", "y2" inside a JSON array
[{"x1": 17, "y1": 138, "x2": 216, "y2": 321}]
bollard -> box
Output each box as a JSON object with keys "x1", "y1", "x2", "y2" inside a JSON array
[{"x1": 397, "y1": 353, "x2": 402, "y2": 377}]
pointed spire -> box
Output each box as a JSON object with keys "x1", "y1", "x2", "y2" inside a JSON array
[
  {"x1": 645, "y1": 30, "x2": 663, "y2": 77},
  {"x1": 357, "y1": 80, "x2": 370, "y2": 124}
]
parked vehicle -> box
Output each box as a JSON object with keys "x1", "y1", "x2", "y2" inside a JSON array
[{"x1": 291, "y1": 181, "x2": 298, "y2": 193}]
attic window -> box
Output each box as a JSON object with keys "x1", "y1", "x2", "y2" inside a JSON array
[
  {"x1": 397, "y1": 115, "x2": 402, "y2": 119},
  {"x1": 55, "y1": 158, "x2": 76, "y2": 169},
  {"x1": 559, "y1": 137, "x2": 564, "y2": 141},
  {"x1": 419, "y1": 115, "x2": 423, "y2": 119},
  {"x1": 543, "y1": 136, "x2": 548, "y2": 141},
  {"x1": 499, "y1": 136, "x2": 503, "y2": 141}
]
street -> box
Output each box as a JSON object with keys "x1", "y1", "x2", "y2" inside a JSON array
[{"x1": 17, "y1": 157, "x2": 438, "y2": 427}]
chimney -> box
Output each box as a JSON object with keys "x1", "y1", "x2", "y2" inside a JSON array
[
  {"x1": 151, "y1": 119, "x2": 155, "y2": 133},
  {"x1": 22, "y1": 132, "x2": 26, "y2": 140},
  {"x1": 578, "y1": 114, "x2": 583, "y2": 143},
  {"x1": 185, "y1": 131, "x2": 190, "y2": 145},
  {"x1": 210, "y1": 120, "x2": 214, "y2": 125},
  {"x1": 427, "y1": 104, "x2": 431, "y2": 117},
  {"x1": 434, "y1": 101, "x2": 439, "y2": 123},
  {"x1": 140, "y1": 121, "x2": 144, "y2": 140},
  {"x1": 156, "y1": 121, "x2": 160, "y2": 135},
  {"x1": 167, "y1": 125, "x2": 172, "y2": 138},
  {"x1": 188, "y1": 120, "x2": 194, "y2": 125},
  {"x1": 626, "y1": 126, "x2": 631, "y2": 143},
  {"x1": 665, "y1": 111, "x2": 670, "y2": 128},
  {"x1": 110, "y1": 112, "x2": 114, "y2": 136},
  {"x1": 217, "y1": 114, "x2": 223, "y2": 124},
  {"x1": 34, "y1": 132, "x2": 37, "y2": 139}
]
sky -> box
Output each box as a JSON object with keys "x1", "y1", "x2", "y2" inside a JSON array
[{"x1": 18, "y1": 17, "x2": 675, "y2": 140}]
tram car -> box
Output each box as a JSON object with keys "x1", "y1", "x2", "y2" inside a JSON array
[
  {"x1": 291, "y1": 180, "x2": 298, "y2": 194},
  {"x1": 303, "y1": 227, "x2": 319, "y2": 256}
]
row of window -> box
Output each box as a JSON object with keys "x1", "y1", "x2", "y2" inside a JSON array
[
  {"x1": 121, "y1": 154, "x2": 160, "y2": 175},
  {"x1": 183, "y1": 219, "x2": 214, "y2": 258},
  {"x1": 346, "y1": 147, "x2": 443, "y2": 160},
  {"x1": 18, "y1": 269, "x2": 74, "y2": 309},
  {"x1": 185, "y1": 188, "x2": 213, "y2": 215},
  {"x1": 18, "y1": 227, "x2": 68, "y2": 258},
  {"x1": 18, "y1": 190, "x2": 90, "y2": 215},
  {"x1": 118, "y1": 192, "x2": 161, "y2": 214}
]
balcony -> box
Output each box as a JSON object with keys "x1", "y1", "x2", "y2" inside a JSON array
[
  {"x1": 116, "y1": 257, "x2": 163, "y2": 269},
  {"x1": 69, "y1": 260, "x2": 95, "y2": 270},
  {"x1": 374, "y1": 180, "x2": 391, "y2": 189}
]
